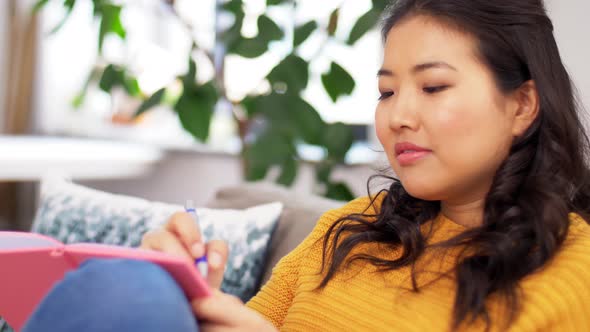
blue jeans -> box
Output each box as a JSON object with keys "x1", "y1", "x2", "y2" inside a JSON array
[{"x1": 22, "y1": 259, "x2": 199, "y2": 332}]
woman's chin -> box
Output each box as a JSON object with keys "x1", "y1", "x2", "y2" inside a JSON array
[{"x1": 400, "y1": 180, "x2": 444, "y2": 201}]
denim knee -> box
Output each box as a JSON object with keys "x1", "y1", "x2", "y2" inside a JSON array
[{"x1": 23, "y1": 259, "x2": 199, "y2": 332}]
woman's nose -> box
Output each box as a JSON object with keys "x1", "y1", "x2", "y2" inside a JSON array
[{"x1": 388, "y1": 90, "x2": 419, "y2": 131}]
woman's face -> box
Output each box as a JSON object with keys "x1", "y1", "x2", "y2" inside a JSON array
[{"x1": 375, "y1": 15, "x2": 518, "y2": 204}]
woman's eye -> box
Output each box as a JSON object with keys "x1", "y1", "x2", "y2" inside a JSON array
[
  {"x1": 378, "y1": 91, "x2": 394, "y2": 100},
  {"x1": 423, "y1": 86, "x2": 449, "y2": 94}
]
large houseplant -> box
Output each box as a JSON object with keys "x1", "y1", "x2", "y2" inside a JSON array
[{"x1": 33, "y1": 0, "x2": 388, "y2": 200}]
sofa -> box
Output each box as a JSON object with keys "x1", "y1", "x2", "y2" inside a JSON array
[{"x1": 205, "y1": 182, "x2": 343, "y2": 285}]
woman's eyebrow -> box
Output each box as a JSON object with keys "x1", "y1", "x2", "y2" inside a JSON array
[
  {"x1": 377, "y1": 69, "x2": 393, "y2": 77},
  {"x1": 413, "y1": 61, "x2": 457, "y2": 73},
  {"x1": 377, "y1": 61, "x2": 458, "y2": 77}
]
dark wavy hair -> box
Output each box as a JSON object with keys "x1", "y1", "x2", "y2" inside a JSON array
[{"x1": 318, "y1": 0, "x2": 590, "y2": 330}]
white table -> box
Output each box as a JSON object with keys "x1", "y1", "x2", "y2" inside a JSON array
[{"x1": 0, "y1": 135, "x2": 164, "y2": 181}]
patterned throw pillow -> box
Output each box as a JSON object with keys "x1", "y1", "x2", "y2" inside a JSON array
[{"x1": 31, "y1": 176, "x2": 283, "y2": 302}]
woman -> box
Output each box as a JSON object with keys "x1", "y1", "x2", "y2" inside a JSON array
[{"x1": 23, "y1": 0, "x2": 590, "y2": 331}]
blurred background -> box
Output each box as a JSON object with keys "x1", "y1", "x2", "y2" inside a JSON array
[{"x1": 0, "y1": 0, "x2": 588, "y2": 230}]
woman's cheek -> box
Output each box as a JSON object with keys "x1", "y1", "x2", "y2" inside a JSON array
[
  {"x1": 374, "y1": 108, "x2": 390, "y2": 146},
  {"x1": 425, "y1": 101, "x2": 478, "y2": 164},
  {"x1": 429, "y1": 95, "x2": 472, "y2": 132}
]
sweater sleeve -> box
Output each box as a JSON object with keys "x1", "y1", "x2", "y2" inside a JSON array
[
  {"x1": 245, "y1": 196, "x2": 377, "y2": 328},
  {"x1": 245, "y1": 210, "x2": 335, "y2": 328},
  {"x1": 523, "y1": 214, "x2": 590, "y2": 332},
  {"x1": 547, "y1": 215, "x2": 590, "y2": 331}
]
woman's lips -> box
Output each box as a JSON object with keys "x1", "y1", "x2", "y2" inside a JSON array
[{"x1": 394, "y1": 142, "x2": 432, "y2": 166}]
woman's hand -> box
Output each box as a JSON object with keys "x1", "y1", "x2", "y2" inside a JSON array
[
  {"x1": 140, "y1": 212, "x2": 277, "y2": 331},
  {"x1": 191, "y1": 290, "x2": 278, "y2": 332},
  {"x1": 140, "y1": 212, "x2": 229, "y2": 288}
]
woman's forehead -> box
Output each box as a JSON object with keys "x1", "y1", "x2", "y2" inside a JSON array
[{"x1": 383, "y1": 15, "x2": 478, "y2": 68}]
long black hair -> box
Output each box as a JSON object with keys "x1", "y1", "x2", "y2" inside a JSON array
[{"x1": 319, "y1": 0, "x2": 590, "y2": 330}]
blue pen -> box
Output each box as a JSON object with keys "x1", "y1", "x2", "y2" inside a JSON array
[{"x1": 185, "y1": 199, "x2": 208, "y2": 278}]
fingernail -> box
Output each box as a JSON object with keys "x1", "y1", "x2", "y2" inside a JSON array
[
  {"x1": 208, "y1": 252, "x2": 222, "y2": 268},
  {"x1": 191, "y1": 242, "x2": 205, "y2": 258}
]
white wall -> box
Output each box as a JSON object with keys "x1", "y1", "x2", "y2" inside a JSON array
[{"x1": 546, "y1": 0, "x2": 590, "y2": 112}]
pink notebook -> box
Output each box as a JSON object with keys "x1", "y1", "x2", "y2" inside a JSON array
[{"x1": 0, "y1": 231, "x2": 211, "y2": 332}]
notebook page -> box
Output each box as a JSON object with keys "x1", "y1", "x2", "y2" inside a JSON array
[{"x1": 0, "y1": 232, "x2": 60, "y2": 250}]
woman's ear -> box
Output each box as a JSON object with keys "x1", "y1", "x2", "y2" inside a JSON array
[{"x1": 511, "y1": 80, "x2": 540, "y2": 136}]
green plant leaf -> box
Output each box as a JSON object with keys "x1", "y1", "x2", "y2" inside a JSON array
[
  {"x1": 257, "y1": 15, "x2": 284, "y2": 42},
  {"x1": 32, "y1": 0, "x2": 50, "y2": 13},
  {"x1": 244, "y1": 152, "x2": 271, "y2": 181},
  {"x1": 181, "y1": 57, "x2": 197, "y2": 89},
  {"x1": 92, "y1": 0, "x2": 105, "y2": 15},
  {"x1": 293, "y1": 21, "x2": 317, "y2": 48},
  {"x1": 106, "y1": 6, "x2": 126, "y2": 39},
  {"x1": 322, "y1": 122, "x2": 354, "y2": 161},
  {"x1": 256, "y1": 93, "x2": 285, "y2": 117},
  {"x1": 250, "y1": 93, "x2": 324, "y2": 144},
  {"x1": 228, "y1": 14, "x2": 282, "y2": 58},
  {"x1": 325, "y1": 181, "x2": 355, "y2": 201},
  {"x1": 98, "y1": 4, "x2": 126, "y2": 53},
  {"x1": 71, "y1": 91, "x2": 85, "y2": 108},
  {"x1": 70, "y1": 67, "x2": 101, "y2": 109},
  {"x1": 289, "y1": 96, "x2": 325, "y2": 145},
  {"x1": 134, "y1": 87, "x2": 166, "y2": 117},
  {"x1": 230, "y1": 37, "x2": 269, "y2": 58},
  {"x1": 258, "y1": 129, "x2": 295, "y2": 162},
  {"x1": 267, "y1": 54, "x2": 308, "y2": 94},
  {"x1": 266, "y1": 0, "x2": 290, "y2": 5},
  {"x1": 221, "y1": 12, "x2": 244, "y2": 49},
  {"x1": 372, "y1": 0, "x2": 389, "y2": 11},
  {"x1": 258, "y1": 95, "x2": 297, "y2": 138},
  {"x1": 188, "y1": 57, "x2": 197, "y2": 80},
  {"x1": 98, "y1": 64, "x2": 139, "y2": 96},
  {"x1": 220, "y1": 2, "x2": 245, "y2": 53},
  {"x1": 321, "y1": 62, "x2": 355, "y2": 102},
  {"x1": 46, "y1": 0, "x2": 77, "y2": 34},
  {"x1": 277, "y1": 157, "x2": 297, "y2": 186},
  {"x1": 222, "y1": 0, "x2": 243, "y2": 14},
  {"x1": 174, "y1": 81, "x2": 218, "y2": 142},
  {"x1": 243, "y1": 128, "x2": 295, "y2": 181},
  {"x1": 240, "y1": 95, "x2": 262, "y2": 118},
  {"x1": 347, "y1": 8, "x2": 380, "y2": 45},
  {"x1": 98, "y1": 64, "x2": 122, "y2": 92},
  {"x1": 123, "y1": 77, "x2": 141, "y2": 97},
  {"x1": 65, "y1": 0, "x2": 76, "y2": 11},
  {"x1": 327, "y1": 8, "x2": 339, "y2": 37}
]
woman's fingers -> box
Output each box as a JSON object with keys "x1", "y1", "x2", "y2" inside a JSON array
[
  {"x1": 197, "y1": 324, "x2": 227, "y2": 332},
  {"x1": 192, "y1": 290, "x2": 244, "y2": 324},
  {"x1": 165, "y1": 212, "x2": 205, "y2": 257},
  {"x1": 205, "y1": 240, "x2": 229, "y2": 289},
  {"x1": 140, "y1": 229, "x2": 193, "y2": 262},
  {"x1": 140, "y1": 211, "x2": 231, "y2": 289},
  {"x1": 192, "y1": 291, "x2": 277, "y2": 331}
]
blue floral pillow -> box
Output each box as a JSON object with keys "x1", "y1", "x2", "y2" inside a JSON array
[{"x1": 31, "y1": 176, "x2": 283, "y2": 302}]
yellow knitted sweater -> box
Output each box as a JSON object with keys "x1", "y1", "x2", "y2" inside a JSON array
[{"x1": 246, "y1": 196, "x2": 590, "y2": 331}]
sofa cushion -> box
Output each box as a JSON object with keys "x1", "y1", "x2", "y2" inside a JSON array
[
  {"x1": 31, "y1": 176, "x2": 283, "y2": 302},
  {"x1": 205, "y1": 182, "x2": 343, "y2": 285}
]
